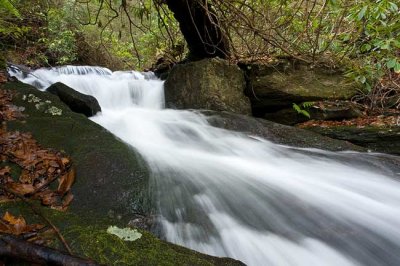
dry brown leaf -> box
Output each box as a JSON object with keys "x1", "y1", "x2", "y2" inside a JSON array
[
  {"x1": 49, "y1": 161, "x2": 59, "y2": 168},
  {"x1": 40, "y1": 192, "x2": 58, "y2": 206},
  {"x1": 58, "y1": 168, "x2": 75, "y2": 195},
  {"x1": 3, "y1": 211, "x2": 25, "y2": 225},
  {"x1": 0, "y1": 90, "x2": 74, "y2": 210},
  {"x1": 6, "y1": 183, "x2": 35, "y2": 195},
  {"x1": 47, "y1": 167, "x2": 56, "y2": 174},
  {"x1": 61, "y1": 157, "x2": 70, "y2": 166},
  {"x1": 0, "y1": 212, "x2": 45, "y2": 236},
  {"x1": 62, "y1": 192, "x2": 74, "y2": 209},
  {"x1": 0, "y1": 166, "x2": 11, "y2": 176},
  {"x1": 19, "y1": 170, "x2": 33, "y2": 183}
]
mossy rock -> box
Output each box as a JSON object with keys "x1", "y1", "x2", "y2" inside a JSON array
[
  {"x1": 241, "y1": 60, "x2": 359, "y2": 116},
  {"x1": 303, "y1": 125, "x2": 400, "y2": 155},
  {"x1": 200, "y1": 110, "x2": 365, "y2": 152},
  {"x1": 264, "y1": 101, "x2": 363, "y2": 126},
  {"x1": 165, "y1": 58, "x2": 251, "y2": 115},
  {"x1": 0, "y1": 202, "x2": 243, "y2": 266},
  {"x1": 1, "y1": 81, "x2": 150, "y2": 221}
]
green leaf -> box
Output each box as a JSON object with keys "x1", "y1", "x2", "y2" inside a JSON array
[
  {"x1": 359, "y1": 76, "x2": 367, "y2": 84},
  {"x1": 389, "y1": 2, "x2": 399, "y2": 12},
  {"x1": 293, "y1": 103, "x2": 301, "y2": 113},
  {"x1": 0, "y1": 0, "x2": 20, "y2": 18},
  {"x1": 301, "y1": 110, "x2": 311, "y2": 118},
  {"x1": 365, "y1": 82, "x2": 372, "y2": 92},
  {"x1": 358, "y1": 6, "x2": 368, "y2": 21},
  {"x1": 361, "y1": 44, "x2": 372, "y2": 52},
  {"x1": 394, "y1": 63, "x2": 400, "y2": 73},
  {"x1": 387, "y1": 58, "x2": 397, "y2": 69}
]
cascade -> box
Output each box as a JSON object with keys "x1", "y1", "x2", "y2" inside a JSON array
[{"x1": 10, "y1": 66, "x2": 400, "y2": 266}]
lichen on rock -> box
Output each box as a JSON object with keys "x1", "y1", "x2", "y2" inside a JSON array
[{"x1": 107, "y1": 226, "x2": 142, "y2": 241}]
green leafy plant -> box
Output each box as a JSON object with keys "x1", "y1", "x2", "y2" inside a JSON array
[
  {"x1": 343, "y1": 0, "x2": 400, "y2": 91},
  {"x1": 293, "y1": 102, "x2": 314, "y2": 118}
]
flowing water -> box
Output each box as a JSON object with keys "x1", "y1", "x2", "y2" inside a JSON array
[{"x1": 10, "y1": 66, "x2": 400, "y2": 266}]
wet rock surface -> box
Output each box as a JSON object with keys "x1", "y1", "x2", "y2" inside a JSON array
[
  {"x1": 47, "y1": 82, "x2": 101, "y2": 117},
  {"x1": 165, "y1": 58, "x2": 252, "y2": 115}
]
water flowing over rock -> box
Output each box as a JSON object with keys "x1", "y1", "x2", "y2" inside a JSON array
[
  {"x1": 200, "y1": 110, "x2": 364, "y2": 152},
  {"x1": 165, "y1": 58, "x2": 252, "y2": 115},
  {"x1": 47, "y1": 82, "x2": 101, "y2": 117},
  {"x1": 10, "y1": 65, "x2": 400, "y2": 266}
]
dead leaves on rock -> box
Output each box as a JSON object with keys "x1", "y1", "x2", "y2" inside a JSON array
[
  {"x1": 0, "y1": 211, "x2": 55, "y2": 247},
  {"x1": 0, "y1": 211, "x2": 44, "y2": 236},
  {"x1": 298, "y1": 115, "x2": 400, "y2": 129},
  {"x1": 0, "y1": 90, "x2": 24, "y2": 121},
  {"x1": 0, "y1": 128, "x2": 75, "y2": 210},
  {"x1": 0, "y1": 89, "x2": 75, "y2": 210}
]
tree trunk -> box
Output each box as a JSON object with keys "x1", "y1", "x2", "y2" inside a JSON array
[{"x1": 165, "y1": 0, "x2": 230, "y2": 60}]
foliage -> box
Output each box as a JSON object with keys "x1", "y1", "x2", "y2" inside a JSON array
[
  {"x1": 40, "y1": 6, "x2": 78, "y2": 65},
  {"x1": 71, "y1": 0, "x2": 184, "y2": 68},
  {"x1": 342, "y1": 0, "x2": 400, "y2": 92},
  {"x1": 293, "y1": 102, "x2": 314, "y2": 118},
  {"x1": 1, "y1": 0, "x2": 399, "y2": 108},
  {"x1": 0, "y1": 0, "x2": 24, "y2": 47}
]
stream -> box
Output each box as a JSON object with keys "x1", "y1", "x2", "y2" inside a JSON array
[{"x1": 10, "y1": 65, "x2": 400, "y2": 266}]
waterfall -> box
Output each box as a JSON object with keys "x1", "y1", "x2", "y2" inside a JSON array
[{"x1": 10, "y1": 66, "x2": 400, "y2": 266}]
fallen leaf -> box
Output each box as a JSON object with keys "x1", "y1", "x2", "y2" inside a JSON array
[
  {"x1": 6, "y1": 183, "x2": 35, "y2": 195},
  {"x1": 61, "y1": 157, "x2": 70, "y2": 166},
  {"x1": 62, "y1": 192, "x2": 74, "y2": 208},
  {"x1": 58, "y1": 168, "x2": 75, "y2": 195},
  {"x1": 0, "y1": 166, "x2": 11, "y2": 176}
]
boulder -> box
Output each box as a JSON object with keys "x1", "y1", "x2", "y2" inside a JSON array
[
  {"x1": 200, "y1": 110, "x2": 365, "y2": 152},
  {"x1": 165, "y1": 58, "x2": 252, "y2": 115},
  {"x1": 264, "y1": 101, "x2": 363, "y2": 125},
  {"x1": 303, "y1": 125, "x2": 400, "y2": 155},
  {"x1": 47, "y1": 82, "x2": 101, "y2": 117},
  {"x1": 240, "y1": 60, "x2": 359, "y2": 116},
  {"x1": 202, "y1": 111, "x2": 400, "y2": 174},
  {"x1": 3, "y1": 81, "x2": 148, "y2": 220}
]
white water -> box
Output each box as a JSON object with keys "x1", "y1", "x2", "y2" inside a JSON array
[{"x1": 10, "y1": 66, "x2": 400, "y2": 266}]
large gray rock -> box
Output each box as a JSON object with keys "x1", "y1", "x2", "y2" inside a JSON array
[
  {"x1": 264, "y1": 101, "x2": 363, "y2": 125},
  {"x1": 165, "y1": 58, "x2": 252, "y2": 115},
  {"x1": 200, "y1": 110, "x2": 364, "y2": 152},
  {"x1": 3, "y1": 81, "x2": 148, "y2": 220},
  {"x1": 303, "y1": 125, "x2": 400, "y2": 155},
  {"x1": 47, "y1": 82, "x2": 101, "y2": 117},
  {"x1": 240, "y1": 60, "x2": 359, "y2": 116}
]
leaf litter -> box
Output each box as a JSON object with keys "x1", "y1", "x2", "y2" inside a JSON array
[{"x1": 0, "y1": 88, "x2": 75, "y2": 241}]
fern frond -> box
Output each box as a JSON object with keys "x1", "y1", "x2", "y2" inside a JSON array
[{"x1": 302, "y1": 101, "x2": 314, "y2": 108}]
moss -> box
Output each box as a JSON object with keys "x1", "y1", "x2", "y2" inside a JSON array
[
  {"x1": 0, "y1": 202, "x2": 242, "y2": 266},
  {"x1": 1, "y1": 81, "x2": 151, "y2": 221}
]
